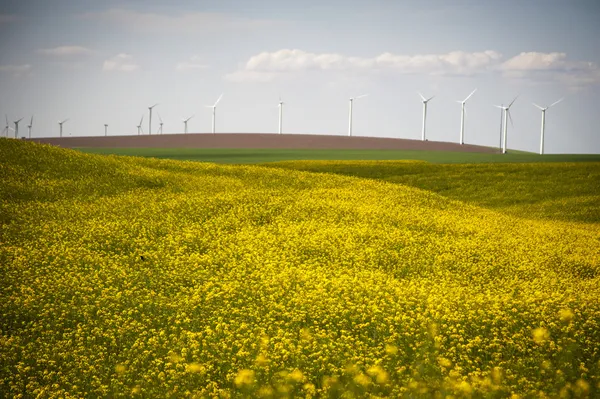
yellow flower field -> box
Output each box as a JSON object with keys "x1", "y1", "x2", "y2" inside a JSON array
[{"x1": 1, "y1": 139, "x2": 599, "y2": 398}]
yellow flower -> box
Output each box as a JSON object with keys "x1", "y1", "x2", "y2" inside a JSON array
[
  {"x1": 532, "y1": 327, "x2": 550, "y2": 344},
  {"x1": 234, "y1": 369, "x2": 255, "y2": 387},
  {"x1": 558, "y1": 308, "x2": 574, "y2": 323},
  {"x1": 185, "y1": 363, "x2": 205, "y2": 374}
]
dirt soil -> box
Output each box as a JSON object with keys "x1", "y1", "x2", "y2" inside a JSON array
[{"x1": 30, "y1": 133, "x2": 499, "y2": 153}]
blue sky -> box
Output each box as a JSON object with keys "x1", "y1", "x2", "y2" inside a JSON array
[{"x1": 1, "y1": 0, "x2": 600, "y2": 153}]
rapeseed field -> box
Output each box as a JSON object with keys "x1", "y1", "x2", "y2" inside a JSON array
[{"x1": 1, "y1": 139, "x2": 599, "y2": 398}]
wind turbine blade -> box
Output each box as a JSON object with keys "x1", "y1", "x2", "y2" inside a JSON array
[
  {"x1": 418, "y1": 92, "x2": 426, "y2": 101},
  {"x1": 62, "y1": 118, "x2": 69, "y2": 124},
  {"x1": 157, "y1": 112, "x2": 162, "y2": 123},
  {"x1": 214, "y1": 93, "x2": 223, "y2": 107},
  {"x1": 355, "y1": 94, "x2": 369, "y2": 99},
  {"x1": 5, "y1": 115, "x2": 8, "y2": 126},
  {"x1": 508, "y1": 95, "x2": 519, "y2": 108},
  {"x1": 549, "y1": 98, "x2": 564, "y2": 108},
  {"x1": 508, "y1": 110, "x2": 514, "y2": 127},
  {"x1": 139, "y1": 115, "x2": 144, "y2": 125},
  {"x1": 463, "y1": 88, "x2": 477, "y2": 102},
  {"x1": 426, "y1": 95, "x2": 435, "y2": 102},
  {"x1": 150, "y1": 103, "x2": 159, "y2": 108},
  {"x1": 532, "y1": 103, "x2": 544, "y2": 110},
  {"x1": 494, "y1": 105, "x2": 504, "y2": 109},
  {"x1": 30, "y1": 115, "x2": 34, "y2": 125},
  {"x1": 16, "y1": 117, "x2": 24, "y2": 123}
]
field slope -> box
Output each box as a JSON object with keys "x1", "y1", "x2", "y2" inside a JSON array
[
  {"x1": 264, "y1": 160, "x2": 600, "y2": 225},
  {"x1": 1, "y1": 138, "x2": 599, "y2": 398}
]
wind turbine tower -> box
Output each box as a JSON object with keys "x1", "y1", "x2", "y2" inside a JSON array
[
  {"x1": 348, "y1": 94, "x2": 368, "y2": 136},
  {"x1": 27, "y1": 116, "x2": 33, "y2": 138},
  {"x1": 104, "y1": 124, "x2": 108, "y2": 136},
  {"x1": 2, "y1": 115, "x2": 9, "y2": 137},
  {"x1": 206, "y1": 94, "x2": 223, "y2": 134},
  {"x1": 137, "y1": 115, "x2": 144, "y2": 135},
  {"x1": 278, "y1": 97, "x2": 284, "y2": 134},
  {"x1": 457, "y1": 89, "x2": 477, "y2": 144},
  {"x1": 183, "y1": 115, "x2": 194, "y2": 134},
  {"x1": 13, "y1": 117, "x2": 23, "y2": 138},
  {"x1": 494, "y1": 96, "x2": 518, "y2": 154},
  {"x1": 157, "y1": 113, "x2": 163, "y2": 134},
  {"x1": 58, "y1": 119, "x2": 69, "y2": 137},
  {"x1": 148, "y1": 103, "x2": 158, "y2": 136},
  {"x1": 499, "y1": 104, "x2": 504, "y2": 149},
  {"x1": 533, "y1": 98, "x2": 563, "y2": 155},
  {"x1": 418, "y1": 92, "x2": 435, "y2": 141}
]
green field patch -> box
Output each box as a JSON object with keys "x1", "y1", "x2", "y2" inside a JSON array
[{"x1": 77, "y1": 146, "x2": 600, "y2": 164}]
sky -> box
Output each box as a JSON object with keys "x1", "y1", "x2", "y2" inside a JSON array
[{"x1": 1, "y1": 0, "x2": 600, "y2": 154}]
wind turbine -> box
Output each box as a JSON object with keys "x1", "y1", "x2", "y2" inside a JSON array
[
  {"x1": 104, "y1": 124, "x2": 108, "y2": 136},
  {"x1": 457, "y1": 89, "x2": 477, "y2": 144},
  {"x1": 498, "y1": 104, "x2": 504, "y2": 149},
  {"x1": 137, "y1": 115, "x2": 144, "y2": 135},
  {"x1": 418, "y1": 92, "x2": 435, "y2": 141},
  {"x1": 206, "y1": 94, "x2": 223, "y2": 134},
  {"x1": 13, "y1": 117, "x2": 24, "y2": 139},
  {"x1": 148, "y1": 103, "x2": 158, "y2": 136},
  {"x1": 183, "y1": 114, "x2": 194, "y2": 134},
  {"x1": 3, "y1": 115, "x2": 10, "y2": 137},
  {"x1": 494, "y1": 96, "x2": 518, "y2": 154},
  {"x1": 533, "y1": 98, "x2": 563, "y2": 155},
  {"x1": 27, "y1": 116, "x2": 33, "y2": 138},
  {"x1": 157, "y1": 113, "x2": 163, "y2": 134},
  {"x1": 4, "y1": 115, "x2": 15, "y2": 138},
  {"x1": 278, "y1": 96, "x2": 284, "y2": 134},
  {"x1": 348, "y1": 94, "x2": 368, "y2": 136},
  {"x1": 58, "y1": 118, "x2": 69, "y2": 137}
]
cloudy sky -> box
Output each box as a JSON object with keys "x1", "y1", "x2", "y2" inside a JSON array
[{"x1": 1, "y1": 0, "x2": 600, "y2": 153}]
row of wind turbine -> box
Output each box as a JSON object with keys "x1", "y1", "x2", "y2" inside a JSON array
[{"x1": 417, "y1": 90, "x2": 563, "y2": 154}]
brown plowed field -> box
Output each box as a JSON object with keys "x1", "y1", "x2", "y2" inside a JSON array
[{"x1": 30, "y1": 133, "x2": 499, "y2": 153}]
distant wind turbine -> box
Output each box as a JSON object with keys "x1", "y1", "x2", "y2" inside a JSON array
[
  {"x1": 206, "y1": 94, "x2": 223, "y2": 134},
  {"x1": 494, "y1": 96, "x2": 518, "y2": 154},
  {"x1": 104, "y1": 124, "x2": 108, "y2": 136},
  {"x1": 157, "y1": 113, "x2": 163, "y2": 134},
  {"x1": 4, "y1": 115, "x2": 14, "y2": 137},
  {"x1": 58, "y1": 118, "x2": 69, "y2": 137},
  {"x1": 183, "y1": 114, "x2": 194, "y2": 134},
  {"x1": 13, "y1": 117, "x2": 24, "y2": 139},
  {"x1": 278, "y1": 96, "x2": 284, "y2": 134},
  {"x1": 348, "y1": 94, "x2": 368, "y2": 136},
  {"x1": 498, "y1": 104, "x2": 504, "y2": 149},
  {"x1": 148, "y1": 103, "x2": 158, "y2": 136},
  {"x1": 27, "y1": 116, "x2": 33, "y2": 138},
  {"x1": 457, "y1": 89, "x2": 477, "y2": 144},
  {"x1": 3, "y1": 115, "x2": 10, "y2": 137},
  {"x1": 533, "y1": 98, "x2": 563, "y2": 155},
  {"x1": 137, "y1": 115, "x2": 144, "y2": 135},
  {"x1": 418, "y1": 92, "x2": 435, "y2": 141}
]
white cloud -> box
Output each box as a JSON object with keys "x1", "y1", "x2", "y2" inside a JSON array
[
  {"x1": 501, "y1": 52, "x2": 600, "y2": 89},
  {"x1": 38, "y1": 46, "x2": 93, "y2": 56},
  {"x1": 102, "y1": 54, "x2": 139, "y2": 72},
  {"x1": 80, "y1": 8, "x2": 285, "y2": 34},
  {"x1": 0, "y1": 64, "x2": 32, "y2": 76},
  {"x1": 227, "y1": 49, "x2": 600, "y2": 88},
  {"x1": 176, "y1": 56, "x2": 209, "y2": 72},
  {"x1": 227, "y1": 49, "x2": 503, "y2": 82}
]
